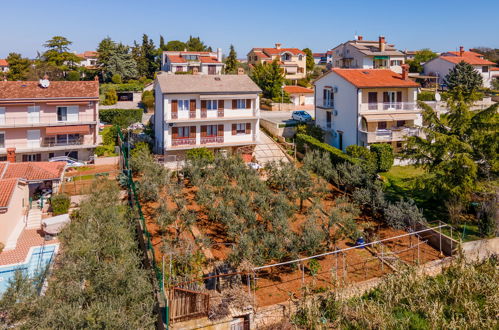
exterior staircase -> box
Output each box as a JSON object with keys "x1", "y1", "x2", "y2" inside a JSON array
[{"x1": 26, "y1": 208, "x2": 43, "y2": 229}]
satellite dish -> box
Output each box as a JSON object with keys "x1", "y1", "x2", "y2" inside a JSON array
[
  {"x1": 435, "y1": 92, "x2": 441, "y2": 102},
  {"x1": 39, "y1": 79, "x2": 50, "y2": 88}
]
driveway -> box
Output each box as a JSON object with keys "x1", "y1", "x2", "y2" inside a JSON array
[
  {"x1": 260, "y1": 109, "x2": 314, "y2": 126},
  {"x1": 254, "y1": 132, "x2": 290, "y2": 165}
]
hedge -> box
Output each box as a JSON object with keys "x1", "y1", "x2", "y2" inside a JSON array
[
  {"x1": 99, "y1": 109, "x2": 143, "y2": 127},
  {"x1": 417, "y1": 91, "x2": 436, "y2": 101},
  {"x1": 296, "y1": 133, "x2": 357, "y2": 165},
  {"x1": 100, "y1": 83, "x2": 144, "y2": 94},
  {"x1": 370, "y1": 143, "x2": 394, "y2": 172}
]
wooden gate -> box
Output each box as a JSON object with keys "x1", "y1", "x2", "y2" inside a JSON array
[{"x1": 168, "y1": 287, "x2": 210, "y2": 323}]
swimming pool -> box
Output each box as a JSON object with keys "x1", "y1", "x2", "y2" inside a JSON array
[{"x1": 0, "y1": 244, "x2": 58, "y2": 296}]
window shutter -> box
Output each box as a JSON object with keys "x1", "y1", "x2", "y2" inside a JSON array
[
  {"x1": 218, "y1": 100, "x2": 224, "y2": 110},
  {"x1": 383, "y1": 92, "x2": 389, "y2": 103},
  {"x1": 172, "y1": 127, "x2": 178, "y2": 138},
  {"x1": 190, "y1": 126, "x2": 196, "y2": 138},
  {"x1": 171, "y1": 100, "x2": 178, "y2": 113},
  {"x1": 190, "y1": 99, "x2": 196, "y2": 111},
  {"x1": 232, "y1": 100, "x2": 237, "y2": 109},
  {"x1": 397, "y1": 91, "x2": 402, "y2": 102},
  {"x1": 201, "y1": 100, "x2": 207, "y2": 111},
  {"x1": 245, "y1": 123, "x2": 251, "y2": 134},
  {"x1": 67, "y1": 106, "x2": 79, "y2": 122},
  {"x1": 201, "y1": 125, "x2": 207, "y2": 137},
  {"x1": 246, "y1": 99, "x2": 251, "y2": 109},
  {"x1": 232, "y1": 124, "x2": 237, "y2": 135},
  {"x1": 217, "y1": 124, "x2": 224, "y2": 136}
]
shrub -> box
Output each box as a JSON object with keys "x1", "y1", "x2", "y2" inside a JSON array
[
  {"x1": 296, "y1": 124, "x2": 323, "y2": 142},
  {"x1": 111, "y1": 73, "x2": 122, "y2": 84},
  {"x1": 102, "y1": 88, "x2": 118, "y2": 105},
  {"x1": 346, "y1": 145, "x2": 377, "y2": 173},
  {"x1": 95, "y1": 145, "x2": 117, "y2": 157},
  {"x1": 141, "y1": 90, "x2": 155, "y2": 112},
  {"x1": 100, "y1": 83, "x2": 144, "y2": 94},
  {"x1": 417, "y1": 91, "x2": 436, "y2": 101},
  {"x1": 370, "y1": 143, "x2": 394, "y2": 172},
  {"x1": 477, "y1": 196, "x2": 498, "y2": 237},
  {"x1": 67, "y1": 70, "x2": 80, "y2": 81},
  {"x1": 296, "y1": 134, "x2": 357, "y2": 166},
  {"x1": 131, "y1": 141, "x2": 151, "y2": 158},
  {"x1": 51, "y1": 194, "x2": 70, "y2": 215},
  {"x1": 102, "y1": 126, "x2": 119, "y2": 146},
  {"x1": 186, "y1": 148, "x2": 215, "y2": 163},
  {"x1": 99, "y1": 109, "x2": 143, "y2": 127},
  {"x1": 384, "y1": 199, "x2": 425, "y2": 230}
]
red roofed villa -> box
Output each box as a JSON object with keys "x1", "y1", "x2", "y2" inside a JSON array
[
  {"x1": 161, "y1": 49, "x2": 224, "y2": 75},
  {"x1": 314, "y1": 65, "x2": 423, "y2": 152},
  {"x1": 283, "y1": 86, "x2": 314, "y2": 109},
  {"x1": 0, "y1": 59, "x2": 8, "y2": 73}
]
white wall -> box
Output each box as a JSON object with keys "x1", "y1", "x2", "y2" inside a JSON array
[{"x1": 154, "y1": 82, "x2": 164, "y2": 153}]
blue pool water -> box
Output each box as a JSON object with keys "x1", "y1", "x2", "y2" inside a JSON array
[{"x1": 0, "y1": 244, "x2": 58, "y2": 296}]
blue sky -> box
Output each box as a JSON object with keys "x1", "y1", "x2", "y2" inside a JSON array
[{"x1": 0, "y1": 0, "x2": 498, "y2": 58}]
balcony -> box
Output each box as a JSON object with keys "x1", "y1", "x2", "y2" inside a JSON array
[
  {"x1": 172, "y1": 138, "x2": 196, "y2": 147},
  {"x1": 361, "y1": 127, "x2": 422, "y2": 143},
  {"x1": 0, "y1": 114, "x2": 97, "y2": 128},
  {"x1": 42, "y1": 136, "x2": 84, "y2": 147},
  {"x1": 201, "y1": 136, "x2": 224, "y2": 144},
  {"x1": 360, "y1": 102, "x2": 420, "y2": 112}
]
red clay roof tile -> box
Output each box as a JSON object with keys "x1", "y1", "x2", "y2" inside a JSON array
[
  {"x1": 0, "y1": 178, "x2": 18, "y2": 208},
  {"x1": 0, "y1": 81, "x2": 99, "y2": 100},
  {"x1": 332, "y1": 69, "x2": 420, "y2": 88},
  {"x1": 1, "y1": 162, "x2": 66, "y2": 181},
  {"x1": 0, "y1": 59, "x2": 8, "y2": 66},
  {"x1": 284, "y1": 86, "x2": 314, "y2": 94}
]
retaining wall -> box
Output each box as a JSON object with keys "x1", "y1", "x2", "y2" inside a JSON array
[
  {"x1": 414, "y1": 223, "x2": 458, "y2": 256},
  {"x1": 260, "y1": 119, "x2": 296, "y2": 138},
  {"x1": 94, "y1": 156, "x2": 120, "y2": 166},
  {"x1": 461, "y1": 237, "x2": 499, "y2": 262}
]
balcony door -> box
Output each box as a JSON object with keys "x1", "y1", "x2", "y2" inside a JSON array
[
  {"x1": 383, "y1": 92, "x2": 402, "y2": 110},
  {"x1": 0, "y1": 107, "x2": 5, "y2": 125},
  {"x1": 27, "y1": 129, "x2": 40, "y2": 148},
  {"x1": 28, "y1": 106, "x2": 40, "y2": 123}
]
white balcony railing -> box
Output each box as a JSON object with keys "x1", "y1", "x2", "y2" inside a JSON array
[
  {"x1": 361, "y1": 127, "x2": 422, "y2": 143},
  {"x1": 0, "y1": 114, "x2": 96, "y2": 127},
  {"x1": 360, "y1": 102, "x2": 420, "y2": 112},
  {"x1": 201, "y1": 136, "x2": 224, "y2": 144},
  {"x1": 172, "y1": 138, "x2": 196, "y2": 147}
]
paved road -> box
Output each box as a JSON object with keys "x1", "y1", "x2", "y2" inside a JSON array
[
  {"x1": 260, "y1": 109, "x2": 314, "y2": 125},
  {"x1": 254, "y1": 132, "x2": 290, "y2": 165}
]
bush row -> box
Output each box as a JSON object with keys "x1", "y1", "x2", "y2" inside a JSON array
[
  {"x1": 296, "y1": 133, "x2": 358, "y2": 165},
  {"x1": 99, "y1": 109, "x2": 143, "y2": 127},
  {"x1": 100, "y1": 82, "x2": 145, "y2": 94}
]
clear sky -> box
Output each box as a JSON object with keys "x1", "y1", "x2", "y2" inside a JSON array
[{"x1": 1, "y1": 0, "x2": 498, "y2": 59}]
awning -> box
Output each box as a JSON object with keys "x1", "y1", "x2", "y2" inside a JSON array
[
  {"x1": 199, "y1": 94, "x2": 256, "y2": 100},
  {"x1": 374, "y1": 56, "x2": 389, "y2": 60},
  {"x1": 389, "y1": 113, "x2": 418, "y2": 121},
  {"x1": 363, "y1": 114, "x2": 393, "y2": 122},
  {"x1": 45, "y1": 125, "x2": 90, "y2": 135},
  {"x1": 363, "y1": 114, "x2": 418, "y2": 122}
]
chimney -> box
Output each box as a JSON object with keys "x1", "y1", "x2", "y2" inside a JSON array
[
  {"x1": 459, "y1": 46, "x2": 464, "y2": 56},
  {"x1": 237, "y1": 67, "x2": 245, "y2": 75},
  {"x1": 275, "y1": 43, "x2": 281, "y2": 50},
  {"x1": 358, "y1": 35, "x2": 363, "y2": 41},
  {"x1": 401, "y1": 64, "x2": 409, "y2": 80},
  {"x1": 379, "y1": 36, "x2": 386, "y2": 52},
  {"x1": 6, "y1": 148, "x2": 16, "y2": 163},
  {"x1": 192, "y1": 67, "x2": 199, "y2": 75},
  {"x1": 94, "y1": 75, "x2": 99, "y2": 82},
  {"x1": 217, "y1": 48, "x2": 222, "y2": 62}
]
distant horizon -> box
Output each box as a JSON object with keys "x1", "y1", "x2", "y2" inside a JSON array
[{"x1": 1, "y1": 0, "x2": 498, "y2": 59}]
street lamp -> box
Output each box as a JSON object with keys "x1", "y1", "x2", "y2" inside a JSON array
[{"x1": 281, "y1": 84, "x2": 285, "y2": 111}]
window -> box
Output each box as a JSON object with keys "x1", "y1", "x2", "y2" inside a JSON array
[
  {"x1": 254, "y1": 56, "x2": 258, "y2": 61},
  {"x1": 236, "y1": 123, "x2": 246, "y2": 134},
  {"x1": 178, "y1": 100, "x2": 190, "y2": 111},
  {"x1": 22, "y1": 154, "x2": 41, "y2": 162},
  {"x1": 57, "y1": 107, "x2": 68, "y2": 121},
  {"x1": 298, "y1": 55, "x2": 303, "y2": 61},
  {"x1": 57, "y1": 134, "x2": 68, "y2": 144},
  {"x1": 323, "y1": 88, "x2": 333, "y2": 107},
  {"x1": 49, "y1": 152, "x2": 55, "y2": 159},
  {"x1": 482, "y1": 66, "x2": 489, "y2": 73},
  {"x1": 281, "y1": 53, "x2": 291, "y2": 61},
  {"x1": 0, "y1": 132, "x2": 4, "y2": 148},
  {"x1": 207, "y1": 100, "x2": 218, "y2": 110},
  {"x1": 236, "y1": 99, "x2": 246, "y2": 109},
  {"x1": 396, "y1": 141, "x2": 403, "y2": 148},
  {"x1": 378, "y1": 122, "x2": 387, "y2": 130},
  {"x1": 176, "y1": 66, "x2": 183, "y2": 72},
  {"x1": 390, "y1": 60, "x2": 403, "y2": 66},
  {"x1": 178, "y1": 126, "x2": 190, "y2": 138},
  {"x1": 0, "y1": 156, "x2": 6, "y2": 161},
  {"x1": 206, "y1": 125, "x2": 218, "y2": 136},
  {"x1": 396, "y1": 120, "x2": 406, "y2": 127}
]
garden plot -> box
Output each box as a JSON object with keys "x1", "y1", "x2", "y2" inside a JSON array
[
  {"x1": 60, "y1": 165, "x2": 119, "y2": 196},
  {"x1": 134, "y1": 153, "x2": 444, "y2": 310}
]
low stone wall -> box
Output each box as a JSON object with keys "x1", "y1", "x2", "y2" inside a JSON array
[
  {"x1": 461, "y1": 237, "x2": 499, "y2": 262},
  {"x1": 94, "y1": 156, "x2": 120, "y2": 166},
  {"x1": 414, "y1": 222, "x2": 458, "y2": 256},
  {"x1": 260, "y1": 119, "x2": 296, "y2": 139}
]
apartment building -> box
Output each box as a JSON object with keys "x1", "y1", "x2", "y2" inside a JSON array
[
  {"x1": 331, "y1": 36, "x2": 406, "y2": 73},
  {"x1": 154, "y1": 72, "x2": 261, "y2": 157},
  {"x1": 314, "y1": 66, "x2": 422, "y2": 151},
  {"x1": 247, "y1": 43, "x2": 307, "y2": 81},
  {"x1": 313, "y1": 51, "x2": 333, "y2": 65},
  {"x1": 0, "y1": 78, "x2": 99, "y2": 162},
  {"x1": 161, "y1": 49, "x2": 224, "y2": 75},
  {"x1": 423, "y1": 47, "x2": 497, "y2": 88}
]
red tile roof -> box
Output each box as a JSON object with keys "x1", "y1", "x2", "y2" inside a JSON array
[
  {"x1": 332, "y1": 69, "x2": 420, "y2": 88},
  {"x1": 440, "y1": 55, "x2": 495, "y2": 66},
  {"x1": 284, "y1": 86, "x2": 314, "y2": 94},
  {"x1": 199, "y1": 56, "x2": 221, "y2": 64},
  {"x1": 490, "y1": 67, "x2": 499, "y2": 71},
  {"x1": 168, "y1": 55, "x2": 187, "y2": 63},
  {"x1": 447, "y1": 50, "x2": 483, "y2": 58},
  {"x1": 262, "y1": 48, "x2": 305, "y2": 56},
  {"x1": 313, "y1": 53, "x2": 326, "y2": 57},
  {"x1": 0, "y1": 59, "x2": 8, "y2": 67},
  {"x1": 77, "y1": 51, "x2": 98, "y2": 59},
  {"x1": 0, "y1": 178, "x2": 18, "y2": 208},
  {"x1": 1, "y1": 162, "x2": 66, "y2": 181},
  {"x1": 0, "y1": 81, "x2": 99, "y2": 100}
]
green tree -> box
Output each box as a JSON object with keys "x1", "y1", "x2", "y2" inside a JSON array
[
  {"x1": 5, "y1": 53, "x2": 30, "y2": 81},
  {"x1": 164, "y1": 40, "x2": 187, "y2": 51},
  {"x1": 111, "y1": 73, "x2": 122, "y2": 84},
  {"x1": 250, "y1": 59, "x2": 290, "y2": 102},
  {"x1": 445, "y1": 61, "x2": 483, "y2": 95},
  {"x1": 42, "y1": 36, "x2": 81, "y2": 69},
  {"x1": 133, "y1": 34, "x2": 158, "y2": 78},
  {"x1": 225, "y1": 44, "x2": 238, "y2": 73},
  {"x1": 102, "y1": 88, "x2": 118, "y2": 105},
  {"x1": 406, "y1": 48, "x2": 438, "y2": 73},
  {"x1": 159, "y1": 35, "x2": 165, "y2": 49},
  {"x1": 185, "y1": 36, "x2": 210, "y2": 51},
  {"x1": 97, "y1": 38, "x2": 138, "y2": 82},
  {"x1": 302, "y1": 48, "x2": 315, "y2": 72},
  {"x1": 66, "y1": 70, "x2": 80, "y2": 81}
]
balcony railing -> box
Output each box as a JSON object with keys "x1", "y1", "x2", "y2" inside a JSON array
[
  {"x1": 201, "y1": 111, "x2": 207, "y2": 118},
  {"x1": 172, "y1": 113, "x2": 178, "y2": 119},
  {"x1": 218, "y1": 110, "x2": 224, "y2": 117},
  {"x1": 0, "y1": 114, "x2": 96, "y2": 127},
  {"x1": 361, "y1": 102, "x2": 420, "y2": 112},
  {"x1": 361, "y1": 127, "x2": 422, "y2": 143},
  {"x1": 189, "y1": 111, "x2": 196, "y2": 119},
  {"x1": 322, "y1": 101, "x2": 334, "y2": 108},
  {"x1": 201, "y1": 136, "x2": 224, "y2": 144},
  {"x1": 42, "y1": 136, "x2": 85, "y2": 147},
  {"x1": 172, "y1": 138, "x2": 196, "y2": 146}
]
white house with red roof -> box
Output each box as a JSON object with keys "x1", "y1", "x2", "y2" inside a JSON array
[
  {"x1": 0, "y1": 59, "x2": 8, "y2": 73},
  {"x1": 283, "y1": 86, "x2": 314, "y2": 109},
  {"x1": 161, "y1": 49, "x2": 224, "y2": 75},
  {"x1": 423, "y1": 47, "x2": 496, "y2": 88},
  {"x1": 314, "y1": 66, "x2": 422, "y2": 151},
  {"x1": 313, "y1": 51, "x2": 333, "y2": 65},
  {"x1": 0, "y1": 78, "x2": 99, "y2": 162},
  {"x1": 76, "y1": 51, "x2": 98, "y2": 68},
  {"x1": 247, "y1": 43, "x2": 307, "y2": 82}
]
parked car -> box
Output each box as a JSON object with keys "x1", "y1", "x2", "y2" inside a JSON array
[
  {"x1": 291, "y1": 111, "x2": 312, "y2": 122},
  {"x1": 48, "y1": 156, "x2": 85, "y2": 167}
]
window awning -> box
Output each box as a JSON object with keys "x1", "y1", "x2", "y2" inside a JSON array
[
  {"x1": 362, "y1": 114, "x2": 393, "y2": 122},
  {"x1": 363, "y1": 114, "x2": 418, "y2": 122},
  {"x1": 389, "y1": 113, "x2": 418, "y2": 121},
  {"x1": 199, "y1": 94, "x2": 256, "y2": 100},
  {"x1": 374, "y1": 56, "x2": 389, "y2": 60},
  {"x1": 45, "y1": 125, "x2": 90, "y2": 135}
]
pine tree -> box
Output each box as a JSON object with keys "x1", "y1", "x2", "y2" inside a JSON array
[
  {"x1": 445, "y1": 61, "x2": 483, "y2": 95},
  {"x1": 302, "y1": 48, "x2": 315, "y2": 72},
  {"x1": 159, "y1": 35, "x2": 165, "y2": 50},
  {"x1": 225, "y1": 45, "x2": 238, "y2": 73},
  {"x1": 5, "y1": 53, "x2": 30, "y2": 81}
]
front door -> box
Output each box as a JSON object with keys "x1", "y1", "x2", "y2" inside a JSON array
[{"x1": 27, "y1": 129, "x2": 40, "y2": 148}]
